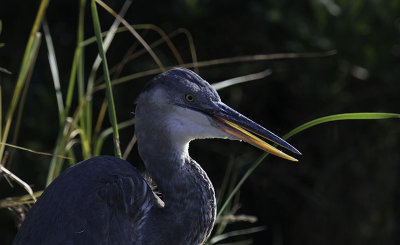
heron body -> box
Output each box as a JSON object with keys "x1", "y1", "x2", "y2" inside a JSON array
[{"x1": 13, "y1": 68, "x2": 300, "y2": 245}]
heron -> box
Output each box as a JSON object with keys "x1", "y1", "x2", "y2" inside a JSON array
[{"x1": 13, "y1": 67, "x2": 301, "y2": 245}]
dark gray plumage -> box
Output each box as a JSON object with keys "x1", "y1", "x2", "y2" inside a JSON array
[{"x1": 13, "y1": 68, "x2": 300, "y2": 245}]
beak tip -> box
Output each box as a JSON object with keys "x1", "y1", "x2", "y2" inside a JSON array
[
  {"x1": 285, "y1": 143, "x2": 302, "y2": 156},
  {"x1": 286, "y1": 155, "x2": 299, "y2": 162}
]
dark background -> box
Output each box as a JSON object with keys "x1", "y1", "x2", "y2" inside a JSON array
[{"x1": 1, "y1": 0, "x2": 400, "y2": 244}]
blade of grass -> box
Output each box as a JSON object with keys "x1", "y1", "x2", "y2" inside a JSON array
[
  {"x1": 8, "y1": 35, "x2": 41, "y2": 166},
  {"x1": 85, "y1": 23, "x2": 177, "y2": 88},
  {"x1": 47, "y1": 118, "x2": 73, "y2": 185},
  {"x1": 0, "y1": 67, "x2": 11, "y2": 75},
  {"x1": 212, "y1": 69, "x2": 272, "y2": 90},
  {"x1": 217, "y1": 112, "x2": 400, "y2": 217},
  {"x1": 0, "y1": 165, "x2": 36, "y2": 202},
  {"x1": 47, "y1": 88, "x2": 95, "y2": 184},
  {"x1": 92, "y1": 50, "x2": 337, "y2": 93},
  {"x1": 0, "y1": 0, "x2": 51, "y2": 163},
  {"x1": 77, "y1": 0, "x2": 91, "y2": 159},
  {"x1": 47, "y1": 0, "x2": 87, "y2": 184},
  {"x1": 96, "y1": 27, "x2": 194, "y2": 78},
  {"x1": 0, "y1": 142, "x2": 72, "y2": 160},
  {"x1": 214, "y1": 160, "x2": 244, "y2": 237},
  {"x1": 216, "y1": 159, "x2": 234, "y2": 208},
  {"x1": 135, "y1": 24, "x2": 184, "y2": 65},
  {"x1": 91, "y1": 0, "x2": 122, "y2": 158},
  {"x1": 284, "y1": 112, "x2": 400, "y2": 139},
  {"x1": 63, "y1": 48, "x2": 80, "y2": 119},
  {"x1": 196, "y1": 50, "x2": 337, "y2": 67},
  {"x1": 94, "y1": 0, "x2": 165, "y2": 71},
  {"x1": 97, "y1": 23, "x2": 184, "y2": 65},
  {"x1": 43, "y1": 19, "x2": 64, "y2": 124},
  {"x1": 122, "y1": 134, "x2": 136, "y2": 160},
  {"x1": 0, "y1": 32, "x2": 42, "y2": 164},
  {"x1": 216, "y1": 214, "x2": 258, "y2": 224},
  {"x1": 0, "y1": 191, "x2": 43, "y2": 208},
  {"x1": 87, "y1": 0, "x2": 133, "y2": 93},
  {"x1": 214, "y1": 158, "x2": 235, "y2": 236},
  {"x1": 93, "y1": 119, "x2": 135, "y2": 156},
  {"x1": 48, "y1": 96, "x2": 91, "y2": 184},
  {"x1": 0, "y1": 0, "x2": 50, "y2": 163},
  {"x1": 0, "y1": 85, "x2": 2, "y2": 142},
  {"x1": 209, "y1": 226, "x2": 266, "y2": 244},
  {"x1": 176, "y1": 28, "x2": 199, "y2": 73},
  {"x1": 92, "y1": 99, "x2": 108, "y2": 144},
  {"x1": 86, "y1": 0, "x2": 132, "y2": 151}
]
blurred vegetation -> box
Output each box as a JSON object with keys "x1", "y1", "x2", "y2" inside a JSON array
[{"x1": 0, "y1": 0, "x2": 399, "y2": 244}]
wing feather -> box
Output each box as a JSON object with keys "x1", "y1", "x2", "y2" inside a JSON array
[{"x1": 13, "y1": 156, "x2": 155, "y2": 245}]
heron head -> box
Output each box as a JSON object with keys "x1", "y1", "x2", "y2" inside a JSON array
[{"x1": 135, "y1": 67, "x2": 301, "y2": 161}]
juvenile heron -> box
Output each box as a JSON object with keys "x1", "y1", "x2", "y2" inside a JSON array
[{"x1": 13, "y1": 68, "x2": 300, "y2": 245}]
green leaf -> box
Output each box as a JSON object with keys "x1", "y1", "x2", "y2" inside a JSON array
[
  {"x1": 91, "y1": 0, "x2": 122, "y2": 158},
  {"x1": 283, "y1": 112, "x2": 400, "y2": 140}
]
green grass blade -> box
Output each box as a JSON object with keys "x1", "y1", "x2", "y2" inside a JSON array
[
  {"x1": 284, "y1": 112, "x2": 400, "y2": 139},
  {"x1": 47, "y1": 0, "x2": 88, "y2": 183},
  {"x1": 0, "y1": 32, "x2": 42, "y2": 163},
  {"x1": 91, "y1": 0, "x2": 122, "y2": 158},
  {"x1": 8, "y1": 39, "x2": 42, "y2": 166},
  {"x1": 94, "y1": 119, "x2": 135, "y2": 156},
  {"x1": 47, "y1": 95, "x2": 93, "y2": 185},
  {"x1": 46, "y1": 120, "x2": 70, "y2": 186},
  {"x1": 85, "y1": 0, "x2": 132, "y2": 151},
  {"x1": 63, "y1": 48, "x2": 80, "y2": 119},
  {"x1": 77, "y1": 0, "x2": 90, "y2": 159},
  {"x1": 0, "y1": 0, "x2": 50, "y2": 162},
  {"x1": 47, "y1": 0, "x2": 87, "y2": 183},
  {"x1": 217, "y1": 153, "x2": 266, "y2": 218},
  {"x1": 43, "y1": 20, "x2": 65, "y2": 125},
  {"x1": 217, "y1": 112, "x2": 400, "y2": 218},
  {"x1": 87, "y1": 0, "x2": 132, "y2": 92}
]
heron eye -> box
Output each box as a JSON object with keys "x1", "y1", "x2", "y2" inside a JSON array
[{"x1": 185, "y1": 94, "x2": 195, "y2": 102}]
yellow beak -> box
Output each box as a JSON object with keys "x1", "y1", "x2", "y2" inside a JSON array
[{"x1": 216, "y1": 117, "x2": 298, "y2": 162}]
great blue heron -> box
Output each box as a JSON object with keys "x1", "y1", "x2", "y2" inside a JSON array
[{"x1": 13, "y1": 68, "x2": 300, "y2": 245}]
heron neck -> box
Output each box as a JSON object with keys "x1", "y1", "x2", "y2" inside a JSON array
[
  {"x1": 136, "y1": 130, "x2": 215, "y2": 205},
  {"x1": 136, "y1": 126, "x2": 216, "y2": 244}
]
